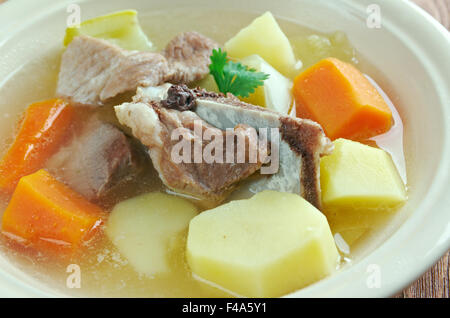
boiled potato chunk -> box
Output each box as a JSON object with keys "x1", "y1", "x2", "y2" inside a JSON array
[
  {"x1": 186, "y1": 191, "x2": 339, "y2": 297},
  {"x1": 321, "y1": 139, "x2": 407, "y2": 208},
  {"x1": 224, "y1": 12, "x2": 296, "y2": 76},
  {"x1": 64, "y1": 10, "x2": 153, "y2": 51},
  {"x1": 106, "y1": 192, "x2": 198, "y2": 277},
  {"x1": 240, "y1": 55, "x2": 293, "y2": 114}
]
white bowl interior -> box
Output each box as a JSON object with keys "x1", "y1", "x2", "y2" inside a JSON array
[{"x1": 0, "y1": 0, "x2": 448, "y2": 297}]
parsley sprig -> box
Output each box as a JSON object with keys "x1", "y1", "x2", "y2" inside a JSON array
[{"x1": 209, "y1": 49, "x2": 269, "y2": 98}]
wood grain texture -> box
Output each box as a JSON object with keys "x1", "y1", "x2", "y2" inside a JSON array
[{"x1": 396, "y1": 251, "x2": 449, "y2": 298}]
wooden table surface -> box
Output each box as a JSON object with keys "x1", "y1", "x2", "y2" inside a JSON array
[{"x1": 0, "y1": 0, "x2": 448, "y2": 299}]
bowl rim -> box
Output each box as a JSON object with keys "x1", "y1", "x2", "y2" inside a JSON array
[
  {"x1": 287, "y1": 0, "x2": 450, "y2": 298},
  {"x1": 0, "y1": 0, "x2": 448, "y2": 298}
]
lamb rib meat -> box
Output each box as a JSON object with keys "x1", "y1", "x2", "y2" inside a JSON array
[
  {"x1": 117, "y1": 84, "x2": 332, "y2": 209},
  {"x1": 57, "y1": 32, "x2": 218, "y2": 107},
  {"x1": 193, "y1": 95, "x2": 333, "y2": 209},
  {"x1": 46, "y1": 117, "x2": 146, "y2": 202}
]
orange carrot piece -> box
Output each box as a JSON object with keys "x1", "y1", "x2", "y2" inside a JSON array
[
  {"x1": 293, "y1": 58, "x2": 392, "y2": 141},
  {"x1": 1, "y1": 169, "x2": 105, "y2": 254},
  {"x1": 0, "y1": 99, "x2": 74, "y2": 196}
]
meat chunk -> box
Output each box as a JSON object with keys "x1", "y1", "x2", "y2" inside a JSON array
[
  {"x1": 163, "y1": 32, "x2": 219, "y2": 84},
  {"x1": 46, "y1": 117, "x2": 145, "y2": 202},
  {"x1": 57, "y1": 35, "x2": 169, "y2": 106},
  {"x1": 194, "y1": 98, "x2": 332, "y2": 209},
  {"x1": 131, "y1": 85, "x2": 333, "y2": 208},
  {"x1": 57, "y1": 32, "x2": 219, "y2": 107},
  {"x1": 114, "y1": 100, "x2": 266, "y2": 204}
]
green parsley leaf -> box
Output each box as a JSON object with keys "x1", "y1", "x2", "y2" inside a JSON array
[{"x1": 209, "y1": 48, "x2": 269, "y2": 98}]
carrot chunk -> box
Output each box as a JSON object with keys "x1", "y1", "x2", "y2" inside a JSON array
[
  {"x1": 293, "y1": 58, "x2": 392, "y2": 141},
  {"x1": 1, "y1": 170, "x2": 104, "y2": 254},
  {"x1": 0, "y1": 99, "x2": 74, "y2": 196}
]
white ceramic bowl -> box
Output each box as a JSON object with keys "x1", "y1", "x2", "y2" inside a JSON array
[{"x1": 0, "y1": 0, "x2": 448, "y2": 297}]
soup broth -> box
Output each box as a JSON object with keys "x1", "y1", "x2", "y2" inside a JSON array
[{"x1": 0, "y1": 8, "x2": 407, "y2": 297}]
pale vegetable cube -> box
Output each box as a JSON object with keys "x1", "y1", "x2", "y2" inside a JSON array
[
  {"x1": 321, "y1": 139, "x2": 407, "y2": 207},
  {"x1": 106, "y1": 192, "x2": 198, "y2": 277},
  {"x1": 186, "y1": 191, "x2": 339, "y2": 297},
  {"x1": 224, "y1": 12, "x2": 296, "y2": 76},
  {"x1": 240, "y1": 55, "x2": 293, "y2": 114},
  {"x1": 64, "y1": 10, "x2": 153, "y2": 51}
]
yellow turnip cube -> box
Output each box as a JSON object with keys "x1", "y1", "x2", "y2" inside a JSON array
[
  {"x1": 320, "y1": 139, "x2": 407, "y2": 208},
  {"x1": 240, "y1": 55, "x2": 293, "y2": 114},
  {"x1": 186, "y1": 191, "x2": 339, "y2": 297},
  {"x1": 224, "y1": 12, "x2": 296, "y2": 76},
  {"x1": 106, "y1": 192, "x2": 198, "y2": 277}
]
